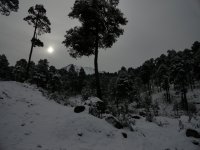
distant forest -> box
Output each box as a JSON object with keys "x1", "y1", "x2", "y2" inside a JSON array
[{"x1": 0, "y1": 41, "x2": 200, "y2": 113}]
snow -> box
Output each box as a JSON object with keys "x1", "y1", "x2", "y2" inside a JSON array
[
  {"x1": 84, "y1": 97, "x2": 103, "y2": 106},
  {"x1": 0, "y1": 81, "x2": 199, "y2": 150},
  {"x1": 151, "y1": 88, "x2": 200, "y2": 116}
]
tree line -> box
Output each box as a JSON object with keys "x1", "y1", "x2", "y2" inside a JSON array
[{"x1": 1, "y1": 41, "x2": 200, "y2": 112}]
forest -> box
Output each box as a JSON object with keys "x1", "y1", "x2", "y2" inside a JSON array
[
  {"x1": 0, "y1": 0, "x2": 200, "y2": 150},
  {"x1": 1, "y1": 41, "x2": 200, "y2": 118}
]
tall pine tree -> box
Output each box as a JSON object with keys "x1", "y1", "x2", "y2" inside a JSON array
[
  {"x1": 63, "y1": 0, "x2": 127, "y2": 99},
  {"x1": 24, "y1": 4, "x2": 51, "y2": 79}
]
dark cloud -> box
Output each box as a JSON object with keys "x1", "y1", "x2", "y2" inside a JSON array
[{"x1": 0, "y1": 0, "x2": 200, "y2": 72}]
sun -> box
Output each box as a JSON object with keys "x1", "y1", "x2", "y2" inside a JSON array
[{"x1": 47, "y1": 46, "x2": 54, "y2": 54}]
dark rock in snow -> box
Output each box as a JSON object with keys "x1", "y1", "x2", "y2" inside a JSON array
[
  {"x1": 24, "y1": 132, "x2": 31, "y2": 136},
  {"x1": 105, "y1": 116, "x2": 123, "y2": 129},
  {"x1": 132, "y1": 115, "x2": 141, "y2": 119},
  {"x1": 115, "y1": 122, "x2": 123, "y2": 129},
  {"x1": 21, "y1": 123, "x2": 25, "y2": 126},
  {"x1": 186, "y1": 129, "x2": 200, "y2": 138},
  {"x1": 74, "y1": 106, "x2": 85, "y2": 113},
  {"x1": 78, "y1": 133, "x2": 83, "y2": 136},
  {"x1": 37, "y1": 145, "x2": 42, "y2": 148},
  {"x1": 192, "y1": 140, "x2": 199, "y2": 145},
  {"x1": 139, "y1": 111, "x2": 146, "y2": 117},
  {"x1": 122, "y1": 132, "x2": 127, "y2": 138}
]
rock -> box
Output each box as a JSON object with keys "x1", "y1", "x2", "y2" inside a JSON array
[
  {"x1": 192, "y1": 140, "x2": 199, "y2": 145},
  {"x1": 77, "y1": 133, "x2": 83, "y2": 136},
  {"x1": 132, "y1": 115, "x2": 141, "y2": 119},
  {"x1": 74, "y1": 106, "x2": 85, "y2": 113},
  {"x1": 139, "y1": 111, "x2": 146, "y2": 117},
  {"x1": 122, "y1": 132, "x2": 127, "y2": 138},
  {"x1": 105, "y1": 116, "x2": 123, "y2": 129},
  {"x1": 37, "y1": 145, "x2": 42, "y2": 148},
  {"x1": 115, "y1": 122, "x2": 123, "y2": 129},
  {"x1": 21, "y1": 123, "x2": 25, "y2": 126},
  {"x1": 186, "y1": 129, "x2": 200, "y2": 138},
  {"x1": 24, "y1": 132, "x2": 31, "y2": 136}
]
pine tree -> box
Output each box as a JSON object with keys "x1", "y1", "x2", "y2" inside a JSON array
[
  {"x1": 156, "y1": 64, "x2": 170, "y2": 102},
  {"x1": 0, "y1": 54, "x2": 9, "y2": 80},
  {"x1": 0, "y1": 0, "x2": 19, "y2": 16},
  {"x1": 13, "y1": 59, "x2": 27, "y2": 82},
  {"x1": 192, "y1": 41, "x2": 200, "y2": 80},
  {"x1": 68, "y1": 64, "x2": 78, "y2": 94},
  {"x1": 33, "y1": 59, "x2": 49, "y2": 88},
  {"x1": 63, "y1": 0, "x2": 127, "y2": 99},
  {"x1": 24, "y1": 4, "x2": 51, "y2": 79},
  {"x1": 170, "y1": 54, "x2": 189, "y2": 111},
  {"x1": 58, "y1": 68, "x2": 69, "y2": 93},
  {"x1": 48, "y1": 66, "x2": 61, "y2": 92},
  {"x1": 78, "y1": 67, "x2": 86, "y2": 93},
  {"x1": 140, "y1": 58, "x2": 155, "y2": 95},
  {"x1": 115, "y1": 67, "x2": 131, "y2": 112}
]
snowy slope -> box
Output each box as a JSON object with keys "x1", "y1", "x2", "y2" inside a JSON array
[
  {"x1": 0, "y1": 81, "x2": 199, "y2": 150},
  {"x1": 63, "y1": 64, "x2": 94, "y2": 75}
]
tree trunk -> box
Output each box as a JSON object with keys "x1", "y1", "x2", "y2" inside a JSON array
[
  {"x1": 166, "y1": 88, "x2": 170, "y2": 103},
  {"x1": 26, "y1": 36, "x2": 35, "y2": 79},
  {"x1": 181, "y1": 88, "x2": 188, "y2": 111},
  {"x1": 148, "y1": 82, "x2": 151, "y2": 96},
  {"x1": 94, "y1": 13, "x2": 102, "y2": 100},
  {"x1": 94, "y1": 42, "x2": 102, "y2": 99},
  {"x1": 26, "y1": 14, "x2": 39, "y2": 80},
  {"x1": 183, "y1": 91, "x2": 188, "y2": 111}
]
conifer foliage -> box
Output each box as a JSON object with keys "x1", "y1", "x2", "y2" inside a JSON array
[
  {"x1": 63, "y1": 0, "x2": 128, "y2": 99},
  {"x1": 0, "y1": 0, "x2": 19, "y2": 16},
  {"x1": 24, "y1": 4, "x2": 51, "y2": 79},
  {"x1": 0, "y1": 54, "x2": 10, "y2": 80}
]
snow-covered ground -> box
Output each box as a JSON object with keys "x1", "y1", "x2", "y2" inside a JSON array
[{"x1": 0, "y1": 81, "x2": 199, "y2": 150}]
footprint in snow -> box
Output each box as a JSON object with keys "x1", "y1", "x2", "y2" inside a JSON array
[
  {"x1": 24, "y1": 131, "x2": 32, "y2": 136},
  {"x1": 2, "y1": 91, "x2": 11, "y2": 98},
  {"x1": 27, "y1": 104, "x2": 34, "y2": 108},
  {"x1": 37, "y1": 145, "x2": 42, "y2": 148},
  {"x1": 21, "y1": 123, "x2": 25, "y2": 127},
  {"x1": 35, "y1": 113, "x2": 40, "y2": 116}
]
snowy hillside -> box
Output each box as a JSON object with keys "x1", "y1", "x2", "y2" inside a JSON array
[
  {"x1": 63, "y1": 64, "x2": 94, "y2": 75},
  {"x1": 0, "y1": 81, "x2": 200, "y2": 150}
]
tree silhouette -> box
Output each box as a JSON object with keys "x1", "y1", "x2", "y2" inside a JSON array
[
  {"x1": 63, "y1": 0, "x2": 127, "y2": 99},
  {"x1": 0, "y1": 54, "x2": 9, "y2": 80},
  {"x1": 0, "y1": 0, "x2": 19, "y2": 16},
  {"x1": 24, "y1": 4, "x2": 51, "y2": 79},
  {"x1": 14, "y1": 59, "x2": 27, "y2": 82}
]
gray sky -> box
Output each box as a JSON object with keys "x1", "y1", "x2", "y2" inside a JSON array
[{"x1": 0, "y1": 0, "x2": 200, "y2": 72}]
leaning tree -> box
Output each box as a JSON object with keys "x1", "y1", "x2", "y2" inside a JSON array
[
  {"x1": 24, "y1": 4, "x2": 51, "y2": 79},
  {"x1": 0, "y1": 0, "x2": 19, "y2": 16},
  {"x1": 63, "y1": 0, "x2": 127, "y2": 99}
]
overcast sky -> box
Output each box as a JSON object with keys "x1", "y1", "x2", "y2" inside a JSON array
[{"x1": 0, "y1": 0, "x2": 200, "y2": 72}]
